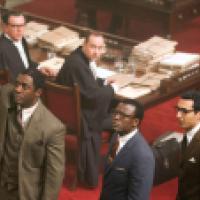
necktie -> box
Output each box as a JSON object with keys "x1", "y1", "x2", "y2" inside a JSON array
[
  {"x1": 16, "y1": 107, "x2": 23, "y2": 127},
  {"x1": 181, "y1": 134, "x2": 187, "y2": 154},
  {"x1": 108, "y1": 136, "x2": 119, "y2": 163}
]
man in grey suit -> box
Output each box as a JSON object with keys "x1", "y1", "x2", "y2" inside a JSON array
[
  {"x1": 0, "y1": 68, "x2": 65, "y2": 200},
  {"x1": 100, "y1": 99, "x2": 155, "y2": 200},
  {"x1": 176, "y1": 90, "x2": 200, "y2": 200}
]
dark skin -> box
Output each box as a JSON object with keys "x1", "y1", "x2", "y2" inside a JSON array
[
  {"x1": 14, "y1": 74, "x2": 42, "y2": 108},
  {"x1": 112, "y1": 103, "x2": 140, "y2": 136}
]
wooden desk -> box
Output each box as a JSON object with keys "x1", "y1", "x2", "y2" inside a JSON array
[
  {"x1": 1, "y1": 7, "x2": 200, "y2": 110},
  {"x1": 75, "y1": 0, "x2": 200, "y2": 38}
]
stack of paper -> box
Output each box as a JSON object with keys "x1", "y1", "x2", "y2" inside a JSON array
[
  {"x1": 116, "y1": 85, "x2": 151, "y2": 99},
  {"x1": 129, "y1": 36, "x2": 177, "y2": 74},
  {"x1": 159, "y1": 52, "x2": 200, "y2": 72},
  {"x1": 96, "y1": 67, "x2": 116, "y2": 79},
  {"x1": 38, "y1": 26, "x2": 79, "y2": 51},
  {"x1": 38, "y1": 57, "x2": 65, "y2": 75},
  {"x1": 62, "y1": 38, "x2": 85, "y2": 55},
  {"x1": 25, "y1": 21, "x2": 49, "y2": 45}
]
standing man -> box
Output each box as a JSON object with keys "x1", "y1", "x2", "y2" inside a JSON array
[
  {"x1": 176, "y1": 90, "x2": 200, "y2": 200},
  {"x1": 0, "y1": 10, "x2": 38, "y2": 81},
  {"x1": 100, "y1": 99, "x2": 155, "y2": 200},
  {"x1": 56, "y1": 31, "x2": 115, "y2": 187},
  {"x1": 0, "y1": 68, "x2": 65, "y2": 200}
]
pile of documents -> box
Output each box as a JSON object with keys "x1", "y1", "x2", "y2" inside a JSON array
[
  {"x1": 38, "y1": 56, "x2": 65, "y2": 75},
  {"x1": 61, "y1": 38, "x2": 85, "y2": 56},
  {"x1": 38, "y1": 26, "x2": 80, "y2": 52},
  {"x1": 25, "y1": 21, "x2": 49, "y2": 45},
  {"x1": 158, "y1": 52, "x2": 200, "y2": 73},
  {"x1": 108, "y1": 71, "x2": 172, "y2": 99},
  {"x1": 129, "y1": 36, "x2": 177, "y2": 75}
]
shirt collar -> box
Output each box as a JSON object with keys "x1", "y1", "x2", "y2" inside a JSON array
[
  {"x1": 21, "y1": 101, "x2": 39, "y2": 125},
  {"x1": 4, "y1": 33, "x2": 22, "y2": 44},
  {"x1": 22, "y1": 101, "x2": 38, "y2": 115},
  {"x1": 186, "y1": 122, "x2": 200, "y2": 144}
]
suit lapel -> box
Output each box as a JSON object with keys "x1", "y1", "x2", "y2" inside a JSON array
[
  {"x1": 23, "y1": 100, "x2": 43, "y2": 136},
  {"x1": 105, "y1": 132, "x2": 139, "y2": 175},
  {"x1": 183, "y1": 130, "x2": 200, "y2": 161},
  {"x1": 3, "y1": 35, "x2": 27, "y2": 69}
]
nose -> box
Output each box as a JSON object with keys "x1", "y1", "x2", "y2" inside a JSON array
[
  {"x1": 113, "y1": 113, "x2": 121, "y2": 121},
  {"x1": 15, "y1": 84, "x2": 23, "y2": 93},
  {"x1": 176, "y1": 111, "x2": 182, "y2": 119}
]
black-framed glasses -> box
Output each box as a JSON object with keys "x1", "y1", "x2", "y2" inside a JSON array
[
  {"x1": 112, "y1": 110, "x2": 134, "y2": 118},
  {"x1": 175, "y1": 106, "x2": 194, "y2": 114}
]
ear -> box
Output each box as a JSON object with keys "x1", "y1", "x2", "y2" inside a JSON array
[
  {"x1": 196, "y1": 111, "x2": 200, "y2": 120},
  {"x1": 132, "y1": 118, "x2": 139, "y2": 127},
  {"x1": 35, "y1": 88, "x2": 42, "y2": 98}
]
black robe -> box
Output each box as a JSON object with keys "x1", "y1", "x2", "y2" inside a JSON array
[
  {"x1": 0, "y1": 34, "x2": 37, "y2": 81},
  {"x1": 56, "y1": 47, "x2": 114, "y2": 187}
]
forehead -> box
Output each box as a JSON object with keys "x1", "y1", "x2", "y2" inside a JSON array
[
  {"x1": 86, "y1": 35, "x2": 105, "y2": 45},
  {"x1": 177, "y1": 98, "x2": 194, "y2": 108},
  {"x1": 116, "y1": 103, "x2": 135, "y2": 114},
  {"x1": 8, "y1": 15, "x2": 25, "y2": 24},
  {"x1": 16, "y1": 74, "x2": 33, "y2": 86}
]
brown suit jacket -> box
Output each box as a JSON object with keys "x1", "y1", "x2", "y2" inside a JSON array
[
  {"x1": 0, "y1": 84, "x2": 66, "y2": 200},
  {"x1": 177, "y1": 130, "x2": 200, "y2": 200}
]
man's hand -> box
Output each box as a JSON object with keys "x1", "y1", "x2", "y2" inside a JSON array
[{"x1": 39, "y1": 67, "x2": 57, "y2": 77}]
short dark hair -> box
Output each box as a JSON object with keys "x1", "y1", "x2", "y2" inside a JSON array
[
  {"x1": 84, "y1": 31, "x2": 104, "y2": 43},
  {"x1": 1, "y1": 10, "x2": 25, "y2": 24},
  {"x1": 20, "y1": 68, "x2": 45, "y2": 90},
  {"x1": 181, "y1": 90, "x2": 200, "y2": 112},
  {"x1": 116, "y1": 99, "x2": 144, "y2": 121}
]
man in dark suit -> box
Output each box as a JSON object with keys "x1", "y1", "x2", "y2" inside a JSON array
[
  {"x1": 100, "y1": 99, "x2": 155, "y2": 200},
  {"x1": 56, "y1": 31, "x2": 115, "y2": 187},
  {"x1": 0, "y1": 68, "x2": 65, "y2": 200},
  {"x1": 176, "y1": 90, "x2": 200, "y2": 200},
  {"x1": 0, "y1": 10, "x2": 38, "y2": 81}
]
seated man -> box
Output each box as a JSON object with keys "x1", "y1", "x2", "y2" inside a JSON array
[
  {"x1": 0, "y1": 68, "x2": 65, "y2": 200},
  {"x1": 0, "y1": 10, "x2": 37, "y2": 80},
  {"x1": 56, "y1": 31, "x2": 116, "y2": 187},
  {"x1": 0, "y1": 10, "x2": 53, "y2": 81},
  {"x1": 100, "y1": 99, "x2": 155, "y2": 200}
]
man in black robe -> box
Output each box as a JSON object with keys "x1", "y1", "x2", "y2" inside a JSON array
[{"x1": 56, "y1": 32, "x2": 115, "y2": 187}]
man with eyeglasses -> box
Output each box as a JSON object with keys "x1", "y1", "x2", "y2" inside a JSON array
[
  {"x1": 176, "y1": 90, "x2": 200, "y2": 200},
  {"x1": 100, "y1": 99, "x2": 155, "y2": 200},
  {"x1": 56, "y1": 31, "x2": 116, "y2": 188},
  {"x1": 0, "y1": 10, "x2": 39, "y2": 81}
]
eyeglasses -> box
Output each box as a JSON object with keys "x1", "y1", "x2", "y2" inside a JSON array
[
  {"x1": 175, "y1": 106, "x2": 194, "y2": 114},
  {"x1": 112, "y1": 110, "x2": 134, "y2": 118}
]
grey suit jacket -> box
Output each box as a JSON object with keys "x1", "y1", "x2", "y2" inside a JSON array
[
  {"x1": 100, "y1": 131, "x2": 155, "y2": 200},
  {"x1": 0, "y1": 84, "x2": 65, "y2": 200},
  {"x1": 177, "y1": 130, "x2": 200, "y2": 200}
]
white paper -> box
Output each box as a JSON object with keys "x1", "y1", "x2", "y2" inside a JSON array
[{"x1": 96, "y1": 67, "x2": 116, "y2": 79}]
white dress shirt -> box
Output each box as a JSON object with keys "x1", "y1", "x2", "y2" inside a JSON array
[
  {"x1": 116, "y1": 128, "x2": 138, "y2": 155},
  {"x1": 89, "y1": 61, "x2": 97, "y2": 80},
  {"x1": 22, "y1": 102, "x2": 39, "y2": 127},
  {"x1": 186, "y1": 122, "x2": 200, "y2": 145}
]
